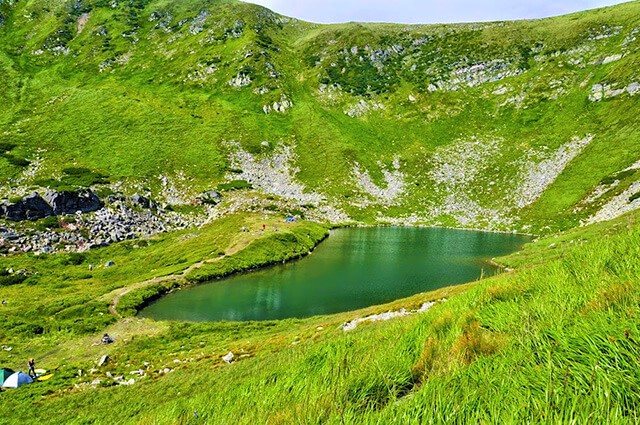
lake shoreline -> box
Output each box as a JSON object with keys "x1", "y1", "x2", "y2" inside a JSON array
[
  {"x1": 118, "y1": 222, "x2": 331, "y2": 317},
  {"x1": 140, "y1": 225, "x2": 530, "y2": 322}
]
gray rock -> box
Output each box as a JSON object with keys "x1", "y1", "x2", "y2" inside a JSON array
[
  {"x1": 43, "y1": 189, "x2": 103, "y2": 215},
  {"x1": 222, "y1": 352, "x2": 234, "y2": 364},
  {"x1": 23, "y1": 193, "x2": 54, "y2": 219},
  {"x1": 2, "y1": 202, "x2": 25, "y2": 221},
  {"x1": 198, "y1": 190, "x2": 222, "y2": 205},
  {"x1": 1, "y1": 192, "x2": 53, "y2": 221},
  {"x1": 0, "y1": 230, "x2": 20, "y2": 241},
  {"x1": 130, "y1": 194, "x2": 156, "y2": 209}
]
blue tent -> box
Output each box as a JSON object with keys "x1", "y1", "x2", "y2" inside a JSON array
[{"x1": 2, "y1": 371, "x2": 33, "y2": 388}]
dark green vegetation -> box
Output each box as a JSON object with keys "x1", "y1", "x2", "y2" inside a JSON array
[{"x1": 0, "y1": 1, "x2": 640, "y2": 423}]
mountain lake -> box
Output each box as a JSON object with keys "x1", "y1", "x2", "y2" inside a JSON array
[{"x1": 139, "y1": 227, "x2": 531, "y2": 321}]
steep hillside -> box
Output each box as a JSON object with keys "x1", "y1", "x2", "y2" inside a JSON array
[{"x1": 0, "y1": 0, "x2": 638, "y2": 241}]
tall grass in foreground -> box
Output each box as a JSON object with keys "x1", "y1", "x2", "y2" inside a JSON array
[{"x1": 2, "y1": 225, "x2": 639, "y2": 424}]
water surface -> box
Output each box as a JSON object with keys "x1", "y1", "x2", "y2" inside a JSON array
[{"x1": 139, "y1": 227, "x2": 529, "y2": 321}]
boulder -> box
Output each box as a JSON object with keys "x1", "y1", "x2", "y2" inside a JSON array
[
  {"x1": 98, "y1": 354, "x2": 109, "y2": 367},
  {"x1": 0, "y1": 230, "x2": 19, "y2": 241},
  {"x1": 198, "y1": 190, "x2": 222, "y2": 205},
  {"x1": 22, "y1": 193, "x2": 54, "y2": 220},
  {"x1": 130, "y1": 193, "x2": 152, "y2": 209},
  {"x1": 1, "y1": 202, "x2": 23, "y2": 221},
  {"x1": 2, "y1": 193, "x2": 53, "y2": 221},
  {"x1": 43, "y1": 189, "x2": 103, "y2": 215},
  {"x1": 222, "y1": 352, "x2": 234, "y2": 364}
]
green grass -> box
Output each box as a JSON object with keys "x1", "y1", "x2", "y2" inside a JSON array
[
  {"x1": 0, "y1": 210, "x2": 639, "y2": 423},
  {"x1": 1, "y1": 1, "x2": 640, "y2": 422},
  {"x1": 0, "y1": 213, "x2": 328, "y2": 340}
]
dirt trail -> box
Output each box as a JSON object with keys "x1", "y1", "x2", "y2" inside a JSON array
[{"x1": 106, "y1": 236, "x2": 253, "y2": 318}]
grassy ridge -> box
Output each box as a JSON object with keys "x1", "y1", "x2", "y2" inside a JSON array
[{"x1": 117, "y1": 222, "x2": 328, "y2": 316}]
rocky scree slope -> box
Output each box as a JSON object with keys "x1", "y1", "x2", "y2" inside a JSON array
[{"x1": 0, "y1": 0, "x2": 638, "y2": 240}]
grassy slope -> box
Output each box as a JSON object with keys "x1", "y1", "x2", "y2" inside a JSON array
[
  {"x1": 0, "y1": 1, "x2": 637, "y2": 230},
  {"x1": 0, "y1": 213, "x2": 328, "y2": 355},
  {"x1": 1, "y1": 211, "x2": 639, "y2": 424}
]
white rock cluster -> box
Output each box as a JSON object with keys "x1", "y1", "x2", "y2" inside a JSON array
[
  {"x1": 342, "y1": 301, "x2": 436, "y2": 331},
  {"x1": 225, "y1": 142, "x2": 349, "y2": 223},
  {"x1": 429, "y1": 138, "x2": 502, "y2": 188},
  {"x1": 228, "y1": 73, "x2": 252, "y2": 88},
  {"x1": 352, "y1": 156, "x2": 406, "y2": 205},
  {"x1": 158, "y1": 172, "x2": 192, "y2": 205},
  {"x1": 587, "y1": 181, "x2": 640, "y2": 224},
  {"x1": 512, "y1": 136, "x2": 593, "y2": 208},
  {"x1": 226, "y1": 142, "x2": 323, "y2": 205},
  {"x1": 189, "y1": 10, "x2": 209, "y2": 35},
  {"x1": 184, "y1": 64, "x2": 217, "y2": 83},
  {"x1": 344, "y1": 99, "x2": 386, "y2": 117},
  {"x1": 427, "y1": 137, "x2": 511, "y2": 226},
  {"x1": 99, "y1": 54, "x2": 131, "y2": 73},
  {"x1": 589, "y1": 82, "x2": 639, "y2": 101},
  {"x1": 263, "y1": 94, "x2": 293, "y2": 114},
  {"x1": 433, "y1": 60, "x2": 522, "y2": 92}
]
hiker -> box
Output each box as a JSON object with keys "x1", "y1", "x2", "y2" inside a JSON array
[
  {"x1": 262, "y1": 223, "x2": 266, "y2": 231},
  {"x1": 1, "y1": 299, "x2": 6, "y2": 306},
  {"x1": 101, "y1": 333, "x2": 114, "y2": 344},
  {"x1": 27, "y1": 358, "x2": 36, "y2": 379},
  {"x1": 241, "y1": 226, "x2": 247, "y2": 232}
]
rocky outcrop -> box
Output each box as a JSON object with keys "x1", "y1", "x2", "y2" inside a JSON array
[
  {"x1": 1, "y1": 193, "x2": 53, "y2": 221},
  {"x1": 352, "y1": 156, "x2": 406, "y2": 205},
  {"x1": 228, "y1": 73, "x2": 251, "y2": 87},
  {"x1": 262, "y1": 94, "x2": 293, "y2": 114},
  {"x1": 586, "y1": 181, "x2": 640, "y2": 224},
  {"x1": 0, "y1": 189, "x2": 103, "y2": 222},
  {"x1": 43, "y1": 189, "x2": 103, "y2": 215},
  {"x1": 225, "y1": 142, "x2": 349, "y2": 223},
  {"x1": 589, "y1": 82, "x2": 639, "y2": 101},
  {"x1": 512, "y1": 135, "x2": 594, "y2": 208},
  {"x1": 344, "y1": 99, "x2": 386, "y2": 117},
  {"x1": 130, "y1": 194, "x2": 157, "y2": 210},
  {"x1": 0, "y1": 193, "x2": 208, "y2": 254}
]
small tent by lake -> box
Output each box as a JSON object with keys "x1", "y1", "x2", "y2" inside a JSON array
[
  {"x1": 0, "y1": 368, "x2": 14, "y2": 385},
  {"x1": 2, "y1": 371, "x2": 33, "y2": 388}
]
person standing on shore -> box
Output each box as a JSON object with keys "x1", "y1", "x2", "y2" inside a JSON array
[{"x1": 27, "y1": 358, "x2": 36, "y2": 379}]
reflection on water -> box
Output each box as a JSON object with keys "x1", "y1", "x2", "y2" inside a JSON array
[{"x1": 139, "y1": 227, "x2": 530, "y2": 322}]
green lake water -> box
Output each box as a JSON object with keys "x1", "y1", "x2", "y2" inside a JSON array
[{"x1": 139, "y1": 227, "x2": 530, "y2": 322}]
